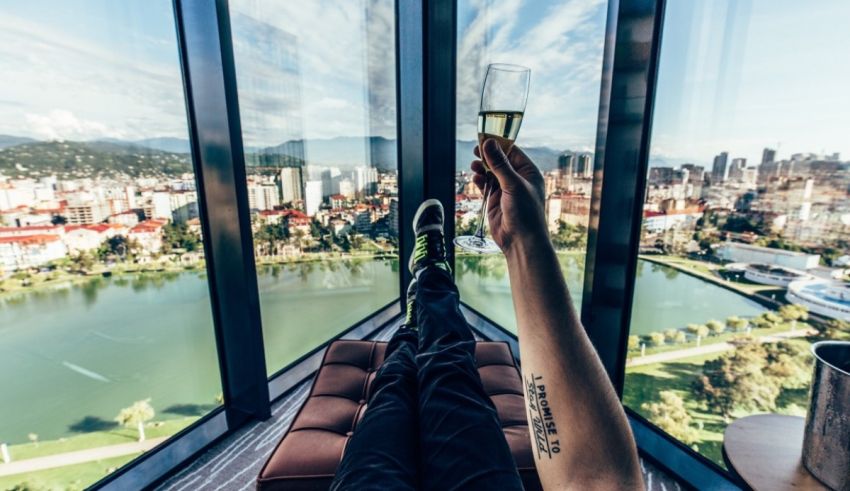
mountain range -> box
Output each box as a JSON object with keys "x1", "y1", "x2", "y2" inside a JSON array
[{"x1": 0, "y1": 134, "x2": 611, "y2": 178}]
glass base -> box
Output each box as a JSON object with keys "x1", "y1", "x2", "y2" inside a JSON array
[{"x1": 454, "y1": 235, "x2": 501, "y2": 254}]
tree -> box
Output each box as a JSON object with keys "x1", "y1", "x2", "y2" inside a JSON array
[
  {"x1": 686, "y1": 324, "x2": 709, "y2": 339},
  {"x1": 778, "y1": 304, "x2": 808, "y2": 331},
  {"x1": 27, "y1": 433, "x2": 38, "y2": 447},
  {"x1": 813, "y1": 319, "x2": 850, "y2": 340},
  {"x1": 97, "y1": 235, "x2": 140, "y2": 261},
  {"x1": 726, "y1": 316, "x2": 748, "y2": 332},
  {"x1": 763, "y1": 341, "x2": 811, "y2": 389},
  {"x1": 706, "y1": 319, "x2": 725, "y2": 336},
  {"x1": 115, "y1": 399, "x2": 155, "y2": 442},
  {"x1": 162, "y1": 222, "x2": 202, "y2": 254},
  {"x1": 50, "y1": 215, "x2": 67, "y2": 225},
  {"x1": 693, "y1": 340, "x2": 780, "y2": 420},
  {"x1": 671, "y1": 331, "x2": 687, "y2": 344},
  {"x1": 628, "y1": 335, "x2": 640, "y2": 351},
  {"x1": 641, "y1": 391, "x2": 699, "y2": 445},
  {"x1": 648, "y1": 332, "x2": 666, "y2": 347},
  {"x1": 70, "y1": 252, "x2": 94, "y2": 273},
  {"x1": 551, "y1": 221, "x2": 588, "y2": 250},
  {"x1": 753, "y1": 311, "x2": 782, "y2": 329}
]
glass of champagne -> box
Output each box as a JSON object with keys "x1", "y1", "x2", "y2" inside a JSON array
[{"x1": 455, "y1": 63, "x2": 530, "y2": 254}]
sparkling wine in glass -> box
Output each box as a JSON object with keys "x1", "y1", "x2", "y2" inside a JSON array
[{"x1": 455, "y1": 63, "x2": 530, "y2": 254}]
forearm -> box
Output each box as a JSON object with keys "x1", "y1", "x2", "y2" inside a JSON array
[{"x1": 506, "y1": 236, "x2": 642, "y2": 490}]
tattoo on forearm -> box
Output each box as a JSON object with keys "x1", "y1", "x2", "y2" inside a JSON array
[{"x1": 525, "y1": 373, "x2": 560, "y2": 459}]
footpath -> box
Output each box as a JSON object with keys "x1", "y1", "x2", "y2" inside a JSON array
[
  {"x1": 0, "y1": 437, "x2": 166, "y2": 477},
  {"x1": 627, "y1": 328, "x2": 814, "y2": 367}
]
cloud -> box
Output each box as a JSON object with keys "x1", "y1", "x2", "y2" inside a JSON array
[
  {"x1": 24, "y1": 110, "x2": 126, "y2": 141},
  {"x1": 456, "y1": 0, "x2": 608, "y2": 150},
  {"x1": 230, "y1": 0, "x2": 398, "y2": 145},
  {"x1": 0, "y1": 11, "x2": 188, "y2": 141},
  {"x1": 0, "y1": 0, "x2": 607, "y2": 152}
]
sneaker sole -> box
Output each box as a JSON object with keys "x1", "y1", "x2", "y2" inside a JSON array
[{"x1": 409, "y1": 198, "x2": 444, "y2": 273}]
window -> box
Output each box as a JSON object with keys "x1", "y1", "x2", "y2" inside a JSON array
[
  {"x1": 624, "y1": 0, "x2": 850, "y2": 466},
  {"x1": 229, "y1": 0, "x2": 399, "y2": 373},
  {"x1": 454, "y1": 0, "x2": 608, "y2": 330},
  {"x1": 0, "y1": 2, "x2": 220, "y2": 488}
]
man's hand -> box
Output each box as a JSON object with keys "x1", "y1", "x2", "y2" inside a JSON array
[{"x1": 471, "y1": 139, "x2": 547, "y2": 253}]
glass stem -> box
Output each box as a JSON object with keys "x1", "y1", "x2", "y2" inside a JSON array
[{"x1": 473, "y1": 175, "x2": 492, "y2": 239}]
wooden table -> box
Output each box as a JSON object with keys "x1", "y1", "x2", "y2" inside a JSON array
[{"x1": 722, "y1": 414, "x2": 829, "y2": 491}]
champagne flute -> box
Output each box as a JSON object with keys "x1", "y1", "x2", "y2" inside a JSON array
[{"x1": 455, "y1": 63, "x2": 530, "y2": 254}]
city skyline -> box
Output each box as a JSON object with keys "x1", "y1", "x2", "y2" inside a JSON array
[{"x1": 0, "y1": 0, "x2": 848, "y2": 167}]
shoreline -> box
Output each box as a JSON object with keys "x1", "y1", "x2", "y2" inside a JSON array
[
  {"x1": 639, "y1": 254, "x2": 786, "y2": 311},
  {"x1": 1, "y1": 252, "x2": 400, "y2": 301}
]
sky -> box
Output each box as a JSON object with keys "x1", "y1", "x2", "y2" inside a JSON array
[{"x1": 0, "y1": 0, "x2": 848, "y2": 166}]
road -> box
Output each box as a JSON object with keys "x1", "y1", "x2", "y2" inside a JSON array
[
  {"x1": 0, "y1": 437, "x2": 166, "y2": 477},
  {"x1": 626, "y1": 328, "x2": 815, "y2": 367}
]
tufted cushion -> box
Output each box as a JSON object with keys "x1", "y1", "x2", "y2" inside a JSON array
[{"x1": 257, "y1": 340, "x2": 541, "y2": 490}]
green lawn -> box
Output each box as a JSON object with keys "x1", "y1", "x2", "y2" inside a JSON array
[
  {"x1": 623, "y1": 341, "x2": 812, "y2": 467},
  {"x1": 5, "y1": 418, "x2": 197, "y2": 462},
  {"x1": 0, "y1": 455, "x2": 134, "y2": 491}
]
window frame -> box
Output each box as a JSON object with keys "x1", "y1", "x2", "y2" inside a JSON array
[{"x1": 89, "y1": 0, "x2": 742, "y2": 488}]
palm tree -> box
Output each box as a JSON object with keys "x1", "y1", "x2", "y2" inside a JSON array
[{"x1": 115, "y1": 399, "x2": 155, "y2": 442}]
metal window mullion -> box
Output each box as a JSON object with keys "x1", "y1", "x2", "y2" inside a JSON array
[
  {"x1": 423, "y1": 0, "x2": 457, "y2": 270},
  {"x1": 396, "y1": 0, "x2": 426, "y2": 303},
  {"x1": 174, "y1": 0, "x2": 270, "y2": 426},
  {"x1": 581, "y1": 0, "x2": 666, "y2": 393}
]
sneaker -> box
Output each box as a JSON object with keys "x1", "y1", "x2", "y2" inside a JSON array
[
  {"x1": 408, "y1": 199, "x2": 450, "y2": 275},
  {"x1": 403, "y1": 278, "x2": 418, "y2": 328}
]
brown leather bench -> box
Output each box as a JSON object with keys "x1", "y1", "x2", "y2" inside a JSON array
[{"x1": 257, "y1": 339, "x2": 541, "y2": 490}]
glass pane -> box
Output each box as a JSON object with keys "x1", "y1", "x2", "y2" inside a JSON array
[
  {"x1": 0, "y1": 2, "x2": 220, "y2": 488},
  {"x1": 229, "y1": 0, "x2": 399, "y2": 373},
  {"x1": 624, "y1": 0, "x2": 850, "y2": 466},
  {"x1": 454, "y1": 0, "x2": 607, "y2": 330}
]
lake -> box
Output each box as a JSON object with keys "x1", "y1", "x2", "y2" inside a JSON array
[
  {"x1": 456, "y1": 254, "x2": 766, "y2": 335},
  {"x1": 0, "y1": 256, "x2": 764, "y2": 444}
]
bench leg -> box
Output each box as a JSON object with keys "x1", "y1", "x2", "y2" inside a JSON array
[{"x1": 415, "y1": 266, "x2": 524, "y2": 491}]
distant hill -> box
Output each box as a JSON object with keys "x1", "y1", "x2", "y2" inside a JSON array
[
  {"x1": 0, "y1": 140, "x2": 192, "y2": 178},
  {"x1": 456, "y1": 140, "x2": 565, "y2": 172},
  {"x1": 261, "y1": 136, "x2": 567, "y2": 173},
  {"x1": 0, "y1": 134, "x2": 576, "y2": 178},
  {"x1": 0, "y1": 135, "x2": 36, "y2": 149},
  {"x1": 260, "y1": 136, "x2": 397, "y2": 172}
]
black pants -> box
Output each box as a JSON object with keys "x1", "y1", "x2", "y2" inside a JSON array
[{"x1": 331, "y1": 266, "x2": 524, "y2": 490}]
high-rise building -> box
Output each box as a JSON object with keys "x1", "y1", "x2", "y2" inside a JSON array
[
  {"x1": 388, "y1": 198, "x2": 399, "y2": 237},
  {"x1": 321, "y1": 168, "x2": 341, "y2": 197},
  {"x1": 124, "y1": 186, "x2": 138, "y2": 210},
  {"x1": 247, "y1": 184, "x2": 280, "y2": 211},
  {"x1": 711, "y1": 152, "x2": 729, "y2": 184},
  {"x1": 576, "y1": 153, "x2": 593, "y2": 178},
  {"x1": 305, "y1": 180, "x2": 323, "y2": 216},
  {"x1": 762, "y1": 148, "x2": 776, "y2": 164},
  {"x1": 728, "y1": 158, "x2": 747, "y2": 181},
  {"x1": 355, "y1": 210, "x2": 372, "y2": 234},
  {"x1": 545, "y1": 194, "x2": 562, "y2": 233},
  {"x1": 66, "y1": 201, "x2": 111, "y2": 225},
  {"x1": 558, "y1": 153, "x2": 574, "y2": 176},
  {"x1": 152, "y1": 191, "x2": 173, "y2": 220},
  {"x1": 758, "y1": 160, "x2": 782, "y2": 185},
  {"x1": 279, "y1": 167, "x2": 303, "y2": 204},
  {"x1": 680, "y1": 164, "x2": 704, "y2": 185},
  {"x1": 354, "y1": 166, "x2": 378, "y2": 196},
  {"x1": 338, "y1": 179, "x2": 356, "y2": 199}
]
